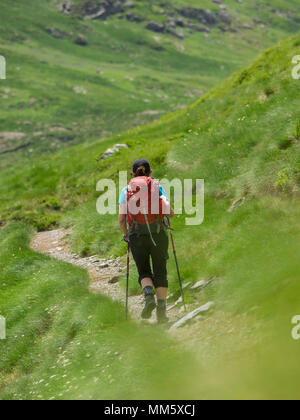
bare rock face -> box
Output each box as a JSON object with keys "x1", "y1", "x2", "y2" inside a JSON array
[
  {"x1": 59, "y1": 1, "x2": 233, "y2": 38},
  {"x1": 179, "y1": 8, "x2": 217, "y2": 25},
  {"x1": 82, "y1": 1, "x2": 125, "y2": 20}
]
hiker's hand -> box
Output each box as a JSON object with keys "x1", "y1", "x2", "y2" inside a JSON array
[{"x1": 123, "y1": 234, "x2": 129, "y2": 243}]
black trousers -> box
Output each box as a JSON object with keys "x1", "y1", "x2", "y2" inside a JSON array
[{"x1": 129, "y1": 230, "x2": 169, "y2": 288}]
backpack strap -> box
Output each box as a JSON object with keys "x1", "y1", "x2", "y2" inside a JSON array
[{"x1": 141, "y1": 199, "x2": 157, "y2": 247}]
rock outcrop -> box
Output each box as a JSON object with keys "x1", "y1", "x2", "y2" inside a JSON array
[{"x1": 59, "y1": 1, "x2": 234, "y2": 38}]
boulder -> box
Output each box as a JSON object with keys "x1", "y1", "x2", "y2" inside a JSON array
[{"x1": 100, "y1": 144, "x2": 129, "y2": 160}]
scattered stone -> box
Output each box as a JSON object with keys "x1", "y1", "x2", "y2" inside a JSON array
[
  {"x1": 167, "y1": 296, "x2": 183, "y2": 311},
  {"x1": 240, "y1": 24, "x2": 253, "y2": 30},
  {"x1": 191, "y1": 280, "x2": 206, "y2": 290},
  {"x1": 138, "y1": 110, "x2": 163, "y2": 116},
  {"x1": 44, "y1": 126, "x2": 69, "y2": 133},
  {"x1": 126, "y1": 12, "x2": 144, "y2": 23},
  {"x1": 169, "y1": 302, "x2": 214, "y2": 330},
  {"x1": 61, "y1": 2, "x2": 72, "y2": 15},
  {"x1": 146, "y1": 21, "x2": 165, "y2": 33},
  {"x1": 73, "y1": 86, "x2": 87, "y2": 95},
  {"x1": 46, "y1": 27, "x2": 66, "y2": 40},
  {"x1": 228, "y1": 198, "x2": 245, "y2": 213},
  {"x1": 167, "y1": 29, "x2": 185, "y2": 39},
  {"x1": 89, "y1": 8, "x2": 107, "y2": 20},
  {"x1": 175, "y1": 296, "x2": 183, "y2": 305},
  {"x1": 124, "y1": 0, "x2": 134, "y2": 7},
  {"x1": 99, "y1": 263, "x2": 109, "y2": 269},
  {"x1": 108, "y1": 276, "x2": 120, "y2": 284}
]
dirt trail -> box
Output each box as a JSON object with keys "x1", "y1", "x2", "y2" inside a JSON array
[{"x1": 31, "y1": 229, "x2": 181, "y2": 324}]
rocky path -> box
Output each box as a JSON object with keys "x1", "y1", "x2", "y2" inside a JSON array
[{"x1": 31, "y1": 229, "x2": 181, "y2": 324}]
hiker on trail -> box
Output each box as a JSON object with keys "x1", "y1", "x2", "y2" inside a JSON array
[{"x1": 119, "y1": 159, "x2": 174, "y2": 324}]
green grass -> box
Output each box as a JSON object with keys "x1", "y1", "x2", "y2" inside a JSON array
[
  {"x1": 1, "y1": 0, "x2": 300, "y2": 167},
  {"x1": 0, "y1": 223, "x2": 200, "y2": 400}
]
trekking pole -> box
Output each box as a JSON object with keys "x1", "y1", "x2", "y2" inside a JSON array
[
  {"x1": 166, "y1": 217, "x2": 186, "y2": 311},
  {"x1": 125, "y1": 240, "x2": 130, "y2": 320}
]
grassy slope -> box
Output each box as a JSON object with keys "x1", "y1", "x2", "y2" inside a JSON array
[
  {"x1": 1, "y1": 0, "x2": 300, "y2": 167},
  {"x1": 0, "y1": 224, "x2": 198, "y2": 400},
  {"x1": 0, "y1": 33, "x2": 300, "y2": 399}
]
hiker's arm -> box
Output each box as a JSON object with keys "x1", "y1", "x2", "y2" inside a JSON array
[
  {"x1": 161, "y1": 195, "x2": 175, "y2": 218},
  {"x1": 168, "y1": 206, "x2": 175, "y2": 218},
  {"x1": 118, "y1": 211, "x2": 127, "y2": 236}
]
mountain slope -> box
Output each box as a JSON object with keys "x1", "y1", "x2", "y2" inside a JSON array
[
  {"x1": 0, "y1": 34, "x2": 299, "y2": 399},
  {"x1": 1, "y1": 0, "x2": 300, "y2": 166}
]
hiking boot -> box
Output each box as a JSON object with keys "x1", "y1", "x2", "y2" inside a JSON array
[
  {"x1": 141, "y1": 294, "x2": 156, "y2": 319},
  {"x1": 156, "y1": 300, "x2": 168, "y2": 324}
]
